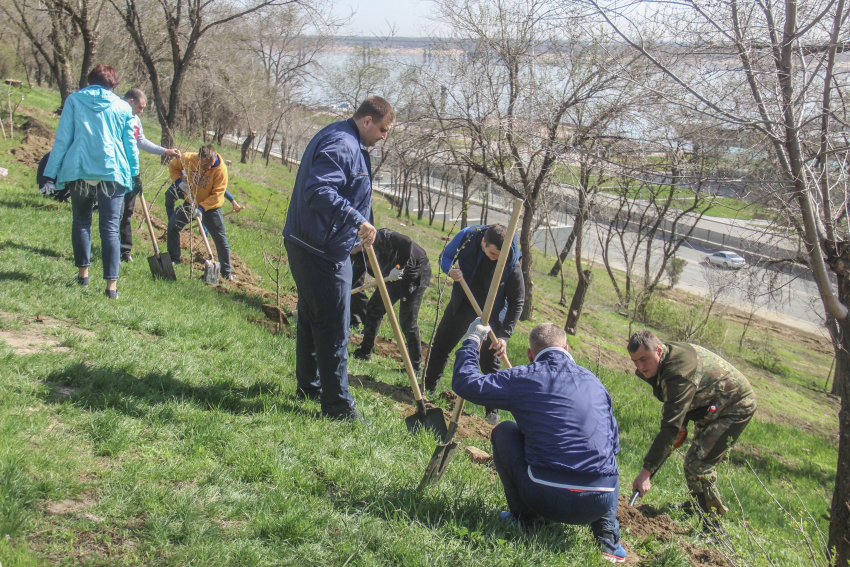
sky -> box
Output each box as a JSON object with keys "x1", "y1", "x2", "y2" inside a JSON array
[{"x1": 333, "y1": 0, "x2": 441, "y2": 37}]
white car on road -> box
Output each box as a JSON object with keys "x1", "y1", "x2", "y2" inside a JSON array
[{"x1": 704, "y1": 251, "x2": 747, "y2": 269}]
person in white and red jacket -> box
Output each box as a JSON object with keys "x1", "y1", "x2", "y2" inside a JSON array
[{"x1": 119, "y1": 88, "x2": 181, "y2": 263}]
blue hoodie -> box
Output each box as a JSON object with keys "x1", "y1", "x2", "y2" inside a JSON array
[{"x1": 44, "y1": 85, "x2": 139, "y2": 192}]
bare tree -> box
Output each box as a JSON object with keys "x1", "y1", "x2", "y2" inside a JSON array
[
  {"x1": 583, "y1": 0, "x2": 850, "y2": 558},
  {"x1": 109, "y1": 0, "x2": 290, "y2": 149}
]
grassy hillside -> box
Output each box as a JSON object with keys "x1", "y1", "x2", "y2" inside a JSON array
[{"x1": 0, "y1": 86, "x2": 838, "y2": 566}]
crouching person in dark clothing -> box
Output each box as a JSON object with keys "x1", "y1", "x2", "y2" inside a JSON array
[
  {"x1": 351, "y1": 229, "x2": 431, "y2": 372},
  {"x1": 453, "y1": 321, "x2": 628, "y2": 564}
]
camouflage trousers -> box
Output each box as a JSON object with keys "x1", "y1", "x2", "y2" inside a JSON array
[{"x1": 684, "y1": 410, "x2": 754, "y2": 513}]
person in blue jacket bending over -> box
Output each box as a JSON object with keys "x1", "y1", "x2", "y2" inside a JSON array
[
  {"x1": 453, "y1": 321, "x2": 628, "y2": 564},
  {"x1": 282, "y1": 96, "x2": 393, "y2": 422}
]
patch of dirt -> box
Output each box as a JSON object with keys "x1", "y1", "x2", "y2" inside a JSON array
[
  {"x1": 0, "y1": 312, "x2": 95, "y2": 355},
  {"x1": 134, "y1": 212, "x2": 262, "y2": 289},
  {"x1": 7, "y1": 117, "x2": 54, "y2": 169},
  {"x1": 617, "y1": 495, "x2": 728, "y2": 567},
  {"x1": 44, "y1": 491, "x2": 96, "y2": 516},
  {"x1": 349, "y1": 334, "x2": 431, "y2": 363}
]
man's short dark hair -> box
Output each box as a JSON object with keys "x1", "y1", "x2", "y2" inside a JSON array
[
  {"x1": 627, "y1": 330, "x2": 663, "y2": 353},
  {"x1": 199, "y1": 144, "x2": 217, "y2": 162},
  {"x1": 123, "y1": 88, "x2": 146, "y2": 104},
  {"x1": 353, "y1": 96, "x2": 395, "y2": 124},
  {"x1": 87, "y1": 64, "x2": 120, "y2": 90},
  {"x1": 484, "y1": 224, "x2": 508, "y2": 249}
]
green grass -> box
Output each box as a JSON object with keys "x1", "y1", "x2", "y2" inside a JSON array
[{"x1": 0, "y1": 86, "x2": 838, "y2": 566}]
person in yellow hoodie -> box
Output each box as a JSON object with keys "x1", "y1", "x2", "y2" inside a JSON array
[{"x1": 166, "y1": 145, "x2": 232, "y2": 280}]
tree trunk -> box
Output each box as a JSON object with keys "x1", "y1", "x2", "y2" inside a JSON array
[
  {"x1": 240, "y1": 131, "x2": 256, "y2": 164},
  {"x1": 565, "y1": 270, "x2": 593, "y2": 335},
  {"x1": 828, "y1": 267, "x2": 850, "y2": 564},
  {"x1": 461, "y1": 181, "x2": 469, "y2": 229},
  {"x1": 549, "y1": 229, "x2": 577, "y2": 276},
  {"x1": 519, "y1": 201, "x2": 535, "y2": 321},
  {"x1": 77, "y1": 28, "x2": 96, "y2": 89}
]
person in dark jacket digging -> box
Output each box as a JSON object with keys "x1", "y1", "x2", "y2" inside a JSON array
[
  {"x1": 423, "y1": 223, "x2": 524, "y2": 425},
  {"x1": 453, "y1": 321, "x2": 628, "y2": 564},
  {"x1": 282, "y1": 96, "x2": 393, "y2": 422},
  {"x1": 627, "y1": 330, "x2": 756, "y2": 532},
  {"x1": 351, "y1": 228, "x2": 432, "y2": 372}
]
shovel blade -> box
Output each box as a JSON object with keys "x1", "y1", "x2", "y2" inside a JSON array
[
  {"x1": 405, "y1": 407, "x2": 448, "y2": 440},
  {"x1": 148, "y1": 254, "x2": 177, "y2": 281},
  {"x1": 417, "y1": 441, "x2": 459, "y2": 491},
  {"x1": 203, "y1": 260, "x2": 220, "y2": 285}
]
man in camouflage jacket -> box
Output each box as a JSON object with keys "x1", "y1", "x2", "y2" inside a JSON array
[{"x1": 627, "y1": 330, "x2": 756, "y2": 522}]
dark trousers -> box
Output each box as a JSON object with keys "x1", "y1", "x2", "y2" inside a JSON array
[
  {"x1": 424, "y1": 303, "x2": 501, "y2": 390},
  {"x1": 359, "y1": 264, "x2": 431, "y2": 371},
  {"x1": 285, "y1": 240, "x2": 357, "y2": 417},
  {"x1": 167, "y1": 204, "x2": 232, "y2": 277},
  {"x1": 119, "y1": 176, "x2": 142, "y2": 255},
  {"x1": 165, "y1": 183, "x2": 182, "y2": 221},
  {"x1": 491, "y1": 421, "x2": 621, "y2": 543}
]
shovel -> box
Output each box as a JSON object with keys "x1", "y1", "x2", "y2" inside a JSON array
[
  {"x1": 196, "y1": 213, "x2": 221, "y2": 285},
  {"x1": 365, "y1": 245, "x2": 447, "y2": 439},
  {"x1": 417, "y1": 198, "x2": 524, "y2": 490},
  {"x1": 138, "y1": 192, "x2": 176, "y2": 280}
]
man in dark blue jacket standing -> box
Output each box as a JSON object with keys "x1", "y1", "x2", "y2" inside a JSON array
[
  {"x1": 453, "y1": 321, "x2": 628, "y2": 564},
  {"x1": 282, "y1": 96, "x2": 393, "y2": 421},
  {"x1": 423, "y1": 224, "x2": 524, "y2": 425}
]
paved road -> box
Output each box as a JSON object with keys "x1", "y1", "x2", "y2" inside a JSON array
[{"x1": 374, "y1": 180, "x2": 826, "y2": 334}]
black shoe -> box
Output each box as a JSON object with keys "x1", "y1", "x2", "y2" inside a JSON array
[
  {"x1": 352, "y1": 348, "x2": 371, "y2": 362},
  {"x1": 322, "y1": 409, "x2": 370, "y2": 424},
  {"x1": 121, "y1": 253, "x2": 133, "y2": 263},
  {"x1": 295, "y1": 389, "x2": 321, "y2": 401},
  {"x1": 105, "y1": 289, "x2": 118, "y2": 300},
  {"x1": 76, "y1": 275, "x2": 89, "y2": 287},
  {"x1": 484, "y1": 408, "x2": 500, "y2": 426}
]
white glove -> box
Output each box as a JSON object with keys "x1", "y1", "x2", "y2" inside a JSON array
[
  {"x1": 388, "y1": 265, "x2": 404, "y2": 281},
  {"x1": 178, "y1": 180, "x2": 188, "y2": 193},
  {"x1": 465, "y1": 317, "x2": 491, "y2": 347},
  {"x1": 192, "y1": 208, "x2": 203, "y2": 221},
  {"x1": 40, "y1": 181, "x2": 56, "y2": 195}
]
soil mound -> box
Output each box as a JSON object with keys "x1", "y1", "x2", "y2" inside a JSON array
[{"x1": 617, "y1": 496, "x2": 729, "y2": 567}]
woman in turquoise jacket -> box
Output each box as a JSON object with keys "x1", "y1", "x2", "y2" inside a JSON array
[{"x1": 42, "y1": 64, "x2": 139, "y2": 299}]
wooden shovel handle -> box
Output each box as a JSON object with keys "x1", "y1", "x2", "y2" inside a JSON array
[
  {"x1": 458, "y1": 279, "x2": 513, "y2": 369},
  {"x1": 138, "y1": 192, "x2": 162, "y2": 258},
  {"x1": 197, "y1": 215, "x2": 215, "y2": 259},
  {"x1": 365, "y1": 245, "x2": 424, "y2": 403}
]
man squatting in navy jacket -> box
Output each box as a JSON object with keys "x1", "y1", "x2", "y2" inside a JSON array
[
  {"x1": 453, "y1": 320, "x2": 628, "y2": 564},
  {"x1": 282, "y1": 96, "x2": 393, "y2": 422},
  {"x1": 423, "y1": 224, "x2": 524, "y2": 425}
]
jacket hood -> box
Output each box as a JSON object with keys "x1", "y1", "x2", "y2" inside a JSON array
[{"x1": 75, "y1": 85, "x2": 120, "y2": 112}]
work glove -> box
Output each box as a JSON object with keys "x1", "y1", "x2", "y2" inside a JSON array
[
  {"x1": 40, "y1": 178, "x2": 56, "y2": 196},
  {"x1": 178, "y1": 180, "x2": 188, "y2": 193},
  {"x1": 465, "y1": 317, "x2": 491, "y2": 348},
  {"x1": 192, "y1": 205, "x2": 204, "y2": 221},
  {"x1": 388, "y1": 265, "x2": 404, "y2": 282}
]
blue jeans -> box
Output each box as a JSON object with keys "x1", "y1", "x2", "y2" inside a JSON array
[
  {"x1": 70, "y1": 180, "x2": 126, "y2": 281},
  {"x1": 285, "y1": 240, "x2": 357, "y2": 417},
  {"x1": 167, "y1": 204, "x2": 232, "y2": 276},
  {"x1": 490, "y1": 421, "x2": 621, "y2": 543}
]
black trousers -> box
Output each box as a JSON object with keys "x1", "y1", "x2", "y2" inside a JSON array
[
  {"x1": 167, "y1": 204, "x2": 232, "y2": 277},
  {"x1": 358, "y1": 264, "x2": 431, "y2": 371},
  {"x1": 424, "y1": 302, "x2": 501, "y2": 392},
  {"x1": 119, "y1": 176, "x2": 142, "y2": 255}
]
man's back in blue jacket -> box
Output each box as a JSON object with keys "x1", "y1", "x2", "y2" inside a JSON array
[
  {"x1": 453, "y1": 337, "x2": 620, "y2": 487},
  {"x1": 283, "y1": 118, "x2": 371, "y2": 264}
]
